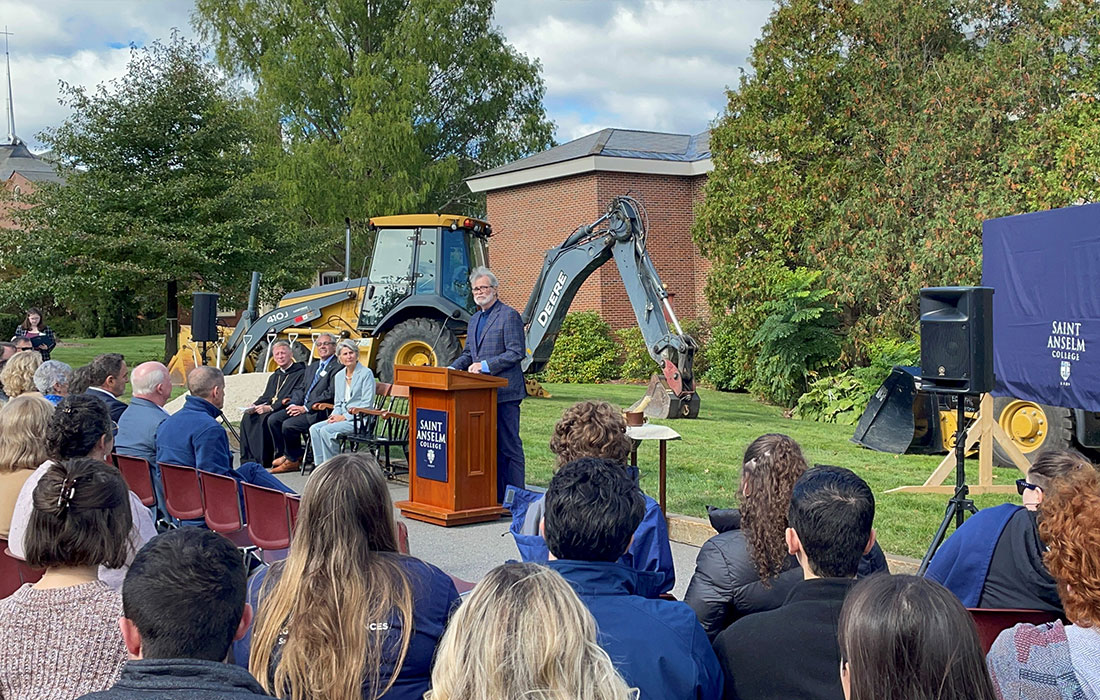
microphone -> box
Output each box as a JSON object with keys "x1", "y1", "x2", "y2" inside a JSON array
[{"x1": 435, "y1": 310, "x2": 462, "y2": 368}]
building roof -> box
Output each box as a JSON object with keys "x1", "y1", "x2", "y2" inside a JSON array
[
  {"x1": 0, "y1": 140, "x2": 63, "y2": 184},
  {"x1": 467, "y1": 128, "x2": 712, "y2": 193}
]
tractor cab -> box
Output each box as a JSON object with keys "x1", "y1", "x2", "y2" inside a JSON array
[{"x1": 358, "y1": 215, "x2": 491, "y2": 380}]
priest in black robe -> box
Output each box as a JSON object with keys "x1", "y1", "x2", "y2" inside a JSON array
[{"x1": 239, "y1": 339, "x2": 306, "y2": 468}]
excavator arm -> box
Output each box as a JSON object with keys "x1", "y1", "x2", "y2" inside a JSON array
[{"x1": 521, "y1": 196, "x2": 700, "y2": 418}]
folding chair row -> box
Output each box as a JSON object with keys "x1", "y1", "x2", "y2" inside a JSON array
[
  {"x1": 341, "y1": 383, "x2": 411, "y2": 477},
  {"x1": 158, "y1": 462, "x2": 302, "y2": 563}
]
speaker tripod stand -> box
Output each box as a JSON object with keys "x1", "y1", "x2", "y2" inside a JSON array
[{"x1": 917, "y1": 398, "x2": 979, "y2": 574}]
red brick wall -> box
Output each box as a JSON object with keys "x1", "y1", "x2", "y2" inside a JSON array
[
  {"x1": 484, "y1": 170, "x2": 710, "y2": 330},
  {"x1": 0, "y1": 173, "x2": 36, "y2": 231}
]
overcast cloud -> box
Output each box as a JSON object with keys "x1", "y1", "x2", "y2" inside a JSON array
[{"x1": 2, "y1": 0, "x2": 776, "y2": 151}]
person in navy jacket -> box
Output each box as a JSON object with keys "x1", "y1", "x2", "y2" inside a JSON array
[
  {"x1": 544, "y1": 457, "x2": 722, "y2": 700},
  {"x1": 449, "y1": 266, "x2": 526, "y2": 501},
  {"x1": 155, "y1": 366, "x2": 293, "y2": 496}
]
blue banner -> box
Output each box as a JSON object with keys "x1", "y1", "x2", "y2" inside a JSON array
[
  {"x1": 415, "y1": 408, "x2": 449, "y2": 483},
  {"x1": 982, "y1": 204, "x2": 1100, "y2": 411}
]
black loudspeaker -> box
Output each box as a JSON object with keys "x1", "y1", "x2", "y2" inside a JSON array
[
  {"x1": 919, "y1": 286, "x2": 994, "y2": 395},
  {"x1": 191, "y1": 292, "x2": 219, "y2": 343}
]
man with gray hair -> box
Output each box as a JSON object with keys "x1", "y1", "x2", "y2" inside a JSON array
[
  {"x1": 239, "y1": 339, "x2": 306, "y2": 468},
  {"x1": 156, "y1": 366, "x2": 294, "y2": 498},
  {"x1": 116, "y1": 361, "x2": 173, "y2": 517},
  {"x1": 270, "y1": 332, "x2": 339, "y2": 473},
  {"x1": 449, "y1": 266, "x2": 527, "y2": 500}
]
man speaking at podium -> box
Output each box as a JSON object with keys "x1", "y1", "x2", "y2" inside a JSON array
[{"x1": 449, "y1": 266, "x2": 526, "y2": 501}]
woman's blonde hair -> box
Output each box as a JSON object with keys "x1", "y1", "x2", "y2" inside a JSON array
[
  {"x1": 426, "y1": 562, "x2": 637, "y2": 700},
  {"x1": 248, "y1": 453, "x2": 413, "y2": 700},
  {"x1": 0, "y1": 394, "x2": 53, "y2": 472},
  {"x1": 1, "y1": 350, "x2": 42, "y2": 398}
]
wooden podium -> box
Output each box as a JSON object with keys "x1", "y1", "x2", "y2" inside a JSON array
[{"x1": 393, "y1": 366, "x2": 509, "y2": 526}]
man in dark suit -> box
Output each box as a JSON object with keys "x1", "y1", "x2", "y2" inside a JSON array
[
  {"x1": 85, "y1": 352, "x2": 129, "y2": 422},
  {"x1": 269, "y1": 332, "x2": 339, "y2": 473},
  {"x1": 713, "y1": 466, "x2": 877, "y2": 700},
  {"x1": 450, "y1": 266, "x2": 526, "y2": 501}
]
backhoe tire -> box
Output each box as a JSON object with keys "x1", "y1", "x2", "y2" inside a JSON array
[
  {"x1": 991, "y1": 396, "x2": 1073, "y2": 468},
  {"x1": 376, "y1": 318, "x2": 461, "y2": 383}
]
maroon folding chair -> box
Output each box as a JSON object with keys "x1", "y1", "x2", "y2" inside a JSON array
[
  {"x1": 198, "y1": 470, "x2": 254, "y2": 549},
  {"x1": 968, "y1": 608, "x2": 1061, "y2": 653},
  {"x1": 286, "y1": 495, "x2": 301, "y2": 533},
  {"x1": 159, "y1": 463, "x2": 205, "y2": 524},
  {"x1": 242, "y1": 482, "x2": 293, "y2": 562},
  {"x1": 114, "y1": 454, "x2": 157, "y2": 508},
  {"x1": 396, "y1": 521, "x2": 410, "y2": 555},
  {"x1": 1, "y1": 538, "x2": 25, "y2": 597},
  {"x1": 1, "y1": 538, "x2": 43, "y2": 597}
]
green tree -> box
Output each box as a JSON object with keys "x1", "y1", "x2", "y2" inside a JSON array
[
  {"x1": 0, "y1": 34, "x2": 317, "y2": 350},
  {"x1": 194, "y1": 0, "x2": 555, "y2": 234},
  {"x1": 695, "y1": 0, "x2": 1100, "y2": 363}
]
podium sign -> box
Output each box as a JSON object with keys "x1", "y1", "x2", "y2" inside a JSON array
[
  {"x1": 394, "y1": 366, "x2": 508, "y2": 526},
  {"x1": 415, "y1": 408, "x2": 449, "y2": 482}
]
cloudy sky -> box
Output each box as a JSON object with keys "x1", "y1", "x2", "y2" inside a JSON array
[{"x1": 3, "y1": 0, "x2": 777, "y2": 152}]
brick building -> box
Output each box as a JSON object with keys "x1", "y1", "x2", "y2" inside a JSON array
[
  {"x1": 466, "y1": 128, "x2": 713, "y2": 329},
  {"x1": 0, "y1": 140, "x2": 62, "y2": 230}
]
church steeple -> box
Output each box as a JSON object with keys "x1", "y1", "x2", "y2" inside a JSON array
[{"x1": 3, "y1": 27, "x2": 20, "y2": 146}]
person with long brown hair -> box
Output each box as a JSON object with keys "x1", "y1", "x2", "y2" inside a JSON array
[
  {"x1": 12, "y1": 307, "x2": 56, "y2": 360},
  {"x1": 0, "y1": 458, "x2": 133, "y2": 699},
  {"x1": 242, "y1": 453, "x2": 459, "y2": 700},
  {"x1": 987, "y1": 467, "x2": 1100, "y2": 699},
  {"x1": 507, "y1": 399, "x2": 676, "y2": 594},
  {"x1": 838, "y1": 574, "x2": 997, "y2": 700},
  {"x1": 426, "y1": 562, "x2": 637, "y2": 700},
  {"x1": 0, "y1": 394, "x2": 53, "y2": 538},
  {"x1": 685, "y1": 434, "x2": 887, "y2": 639}
]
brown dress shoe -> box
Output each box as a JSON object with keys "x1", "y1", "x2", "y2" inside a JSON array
[
  {"x1": 270, "y1": 456, "x2": 288, "y2": 469},
  {"x1": 271, "y1": 460, "x2": 301, "y2": 474}
]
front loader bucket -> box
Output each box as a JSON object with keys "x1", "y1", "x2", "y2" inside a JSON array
[
  {"x1": 629, "y1": 374, "x2": 700, "y2": 419},
  {"x1": 852, "y1": 366, "x2": 922, "y2": 453}
]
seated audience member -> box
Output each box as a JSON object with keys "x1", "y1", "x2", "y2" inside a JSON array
[
  {"x1": 0, "y1": 458, "x2": 132, "y2": 699},
  {"x1": 926, "y1": 449, "x2": 1091, "y2": 613},
  {"x1": 84, "y1": 353, "x2": 129, "y2": 422},
  {"x1": 239, "y1": 339, "x2": 305, "y2": 469},
  {"x1": 543, "y1": 456, "x2": 722, "y2": 700},
  {"x1": 114, "y1": 361, "x2": 172, "y2": 517},
  {"x1": 686, "y1": 435, "x2": 887, "y2": 639},
  {"x1": 0, "y1": 394, "x2": 53, "y2": 538},
  {"x1": 713, "y1": 466, "x2": 877, "y2": 700},
  {"x1": 0, "y1": 340, "x2": 17, "y2": 402},
  {"x1": 34, "y1": 359, "x2": 72, "y2": 404},
  {"x1": 425, "y1": 562, "x2": 636, "y2": 700},
  {"x1": 1, "y1": 349, "x2": 42, "y2": 399},
  {"x1": 78, "y1": 528, "x2": 267, "y2": 699},
  {"x1": 270, "y1": 332, "x2": 338, "y2": 473},
  {"x1": 13, "y1": 336, "x2": 35, "y2": 353},
  {"x1": 308, "y1": 339, "x2": 375, "y2": 466},
  {"x1": 241, "y1": 453, "x2": 458, "y2": 700},
  {"x1": 69, "y1": 362, "x2": 96, "y2": 396},
  {"x1": 13, "y1": 307, "x2": 57, "y2": 360},
  {"x1": 507, "y1": 400, "x2": 676, "y2": 594},
  {"x1": 839, "y1": 574, "x2": 997, "y2": 700},
  {"x1": 987, "y1": 467, "x2": 1100, "y2": 699},
  {"x1": 156, "y1": 366, "x2": 293, "y2": 495},
  {"x1": 8, "y1": 395, "x2": 157, "y2": 589}
]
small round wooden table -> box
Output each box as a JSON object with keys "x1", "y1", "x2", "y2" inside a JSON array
[{"x1": 626, "y1": 423, "x2": 682, "y2": 513}]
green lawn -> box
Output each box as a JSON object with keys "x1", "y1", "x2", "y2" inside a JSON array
[
  {"x1": 50, "y1": 336, "x2": 1019, "y2": 558},
  {"x1": 521, "y1": 383, "x2": 1022, "y2": 559}
]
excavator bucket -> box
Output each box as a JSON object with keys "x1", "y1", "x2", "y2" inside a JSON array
[
  {"x1": 851, "y1": 366, "x2": 944, "y2": 454},
  {"x1": 630, "y1": 374, "x2": 700, "y2": 419}
]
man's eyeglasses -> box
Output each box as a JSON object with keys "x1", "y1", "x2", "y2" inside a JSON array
[
  {"x1": 1016, "y1": 478, "x2": 1042, "y2": 496},
  {"x1": 472, "y1": 285, "x2": 495, "y2": 293},
  {"x1": 316, "y1": 341, "x2": 335, "y2": 346}
]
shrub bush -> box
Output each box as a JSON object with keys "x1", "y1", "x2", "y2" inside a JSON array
[
  {"x1": 793, "y1": 370, "x2": 869, "y2": 425},
  {"x1": 749, "y1": 268, "x2": 840, "y2": 407},
  {"x1": 615, "y1": 326, "x2": 651, "y2": 381},
  {"x1": 542, "y1": 311, "x2": 621, "y2": 383},
  {"x1": 704, "y1": 313, "x2": 742, "y2": 391}
]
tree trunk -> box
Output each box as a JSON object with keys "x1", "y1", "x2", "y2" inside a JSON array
[{"x1": 164, "y1": 279, "x2": 179, "y2": 363}]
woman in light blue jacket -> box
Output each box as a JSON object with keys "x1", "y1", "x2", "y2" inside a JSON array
[{"x1": 309, "y1": 339, "x2": 375, "y2": 464}]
